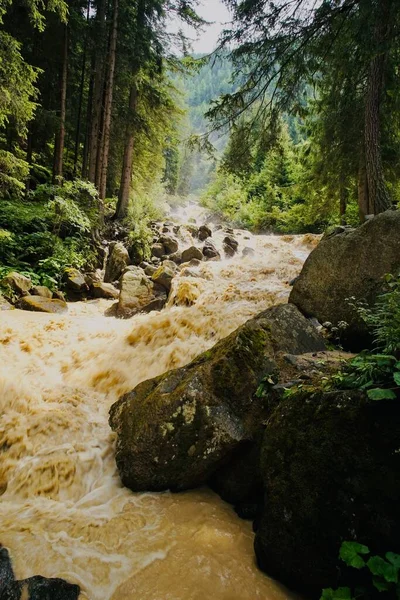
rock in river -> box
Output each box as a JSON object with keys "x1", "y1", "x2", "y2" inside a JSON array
[
  {"x1": 109, "y1": 304, "x2": 325, "y2": 493},
  {"x1": 104, "y1": 242, "x2": 130, "y2": 283},
  {"x1": 117, "y1": 267, "x2": 166, "y2": 318},
  {"x1": 17, "y1": 296, "x2": 68, "y2": 314},
  {"x1": 290, "y1": 210, "x2": 400, "y2": 347}
]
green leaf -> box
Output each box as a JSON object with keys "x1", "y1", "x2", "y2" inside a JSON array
[
  {"x1": 321, "y1": 587, "x2": 353, "y2": 600},
  {"x1": 393, "y1": 372, "x2": 400, "y2": 386},
  {"x1": 367, "y1": 388, "x2": 397, "y2": 401},
  {"x1": 340, "y1": 542, "x2": 370, "y2": 569},
  {"x1": 386, "y1": 553, "x2": 400, "y2": 569},
  {"x1": 367, "y1": 556, "x2": 398, "y2": 583},
  {"x1": 373, "y1": 577, "x2": 392, "y2": 592}
]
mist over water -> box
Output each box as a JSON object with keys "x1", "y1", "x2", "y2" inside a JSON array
[{"x1": 0, "y1": 204, "x2": 316, "y2": 599}]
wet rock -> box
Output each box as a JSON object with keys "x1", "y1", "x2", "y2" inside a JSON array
[
  {"x1": 223, "y1": 235, "x2": 239, "y2": 252},
  {"x1": 1, "y1": 272, "x2": 31, "y2": 295},
  {"x1": 63, "y1": 268, "x2": 88, "y2": 293},
  {"x1": 109, "y1": 304, "x2": 325, "y2": 493},
  {"x1": 242, "y1": 247, "x2": 255, "y2": 258},
  {"x1": 255, "y1": 388, "x2": 400, "y2": 595},
  {"x1": 93, "y1": 282, "x2": 119, "y2": 300},
  {"x1": 144, "y1": 264, "x2": 157, "y2": 277},
  {"x1": 181, "y1": 246, "x2": 203, "y2": 263},
  {"x1": 52, "y1": 290, "x2": 66, "y2": 301},
  {"x1": 151, "y1": 264, "x2": 175, "y2": 292},
  {"x1": 104, "y1": 242, "x2": 130, "y2": 283},
  {"x1": 223, "y1": 243, "x2": 236, "y2": 257},
  {"x1": 168, "y1": 251, "x2": 183, "y2": 265},
  {"x1": 198, "y1": 225, "x2": 212, "y2": 241},
  {"x1": 186, "y1": 224, "x2": 198, "y2": 237},
  {"x1": 151, "y1": 256, "x2": 161, "y2": 265},
  {"x1": 84, "y1": 270, "x2": 103, "y2": 287},
  {"x1": 117, "y1": 268, "x2": 166, "y2": 318},
  {"x1": 31, "y1": 286, "x2": 53, "y2": 299},
  {"x1": 290, "y1": 211, "x2": 400, "y2": 348},
  {"x1": 16, "y1": 296, "x2": 68, "y2": 314},
  {"x1": 202, "y1": 239, "x2": 220, "y2": 260},
  {"x1": 158, "y1": 235, "x2": 179, "y2": 255},
  {"x1": 0, "y1": 294, "x2": 13, "y2": 310},
  {"x1": 151, "y1": 243, "x2": 165, "y2": 259},
  {"x1": 0, "y1": 548, "x2": 80, "y2": 600}
]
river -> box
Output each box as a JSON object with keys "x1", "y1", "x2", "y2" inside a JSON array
[{"x1": 0, "y1": 205, "x2": 317, "y2": 599}]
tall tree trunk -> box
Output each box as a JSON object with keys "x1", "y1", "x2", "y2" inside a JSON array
[
  {"x1": 73, "y1": 0, "x2": 90, "y2": 177},
  {"x1": 53, "y1": 24, "x2": 68, "y2": 183},
  {"x1": 115, "y1": 85, "x2": 138, "y2": 220},
  {"x1": 88, "y1": 0, "x2": 107, "y2": 183},
  {"x1": 358, "y1": 156, "x2": 370, "y2": 222},
  {"x1": 363, "y1": 0, "x2": 392, "y2": 215},
  {"x1": 339, "y1": 175, "x2": 347, "y2": 225},
  {"x1": 82, "y1": 56, "x2": 95, "y2": 179},
  {"x1": 98, "y1": 0, "x2": 118, "y2": 200}
]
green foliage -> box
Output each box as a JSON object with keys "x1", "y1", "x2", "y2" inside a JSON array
[
  {"x1": 321, "y1": 542, "x2": 400, "y2": 600},
  {"x1": 0, "y1": 150, "x2": 30, "y2": 198},
  {"x1": 332, "y1": 276, "x2": 400, "y2": 400},
  {"x1": 0, "y1": 180, "x2": 99, "y2": 288}
]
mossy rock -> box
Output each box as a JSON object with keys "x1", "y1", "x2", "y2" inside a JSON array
[
  {"x1": 254, "y1": 389, "x2": 400, "y2": 596},
  {"x1": 17, "y1": 296, "x2": 68, "y2": 314},
  {"x1": 109, "y1": 303, "x2": 325, "y2": 493}
]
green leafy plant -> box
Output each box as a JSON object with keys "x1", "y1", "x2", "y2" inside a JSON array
[{"x1": 321, "y1": 542, "x2": 400, "y2": 599}]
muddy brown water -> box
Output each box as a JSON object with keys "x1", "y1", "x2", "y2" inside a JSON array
[{"x1": 0, "y1": 213, "x2": 317, "y2": 599}]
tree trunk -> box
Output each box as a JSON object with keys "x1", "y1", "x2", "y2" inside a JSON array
[
  {"x1": 88, "y1": 0, "x2": 107, "y2": 183},
  {"x1": 115, "y1": 85, "x2": 138, "y2": 220},
  {"x1": 53, "y1": 24, "x2": 68, "y2": 183},
  {"x1": 358, "y1": 157, "x2": 370, "y2": 222},
  {"x1": 98, "y1": 0, "x2": 118, "y2": 200},
  {"x1": 82, "y1": 56, "x2": 95, "y2": 179},
  {"x1": 73, "y1": 0, "x2": 90, "y2": 177},
  {"x1": 339, "y1": 175, "x2": 347, "y2": 225},
  {"x1": 363, "y1": 0, "x2": 392, "y2": 215}
]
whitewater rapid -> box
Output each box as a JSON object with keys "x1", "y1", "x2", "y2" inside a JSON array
[{"x1": 0, "y1": 210, "x2": 317, "y2": 599}]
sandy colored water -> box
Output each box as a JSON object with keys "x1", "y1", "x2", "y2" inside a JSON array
[{"x1": 0, "y1": 215, "x2": 317, "y2": 600}]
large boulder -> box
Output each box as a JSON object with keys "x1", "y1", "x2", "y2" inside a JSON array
[
  {"x1": 202, "y1": 239, "x2": 221, "y2": 260},
  {"x1": 198, "y1": 225, "x2": 212, "y2": 241},
  {"x1": 158, "y1": 235, "x2": 179, "y2": 255},
  {"x1": 290, "y1": 211, "x2": 400, "y2": 346},
  {"x1": 151, "y1": 264, "x2": 175, "y2": 292},
  {"x1": 117, "y1": 267, "x2": 166, "y2": 318},
  {"x1": 17, "y1": 296, "x2": 68, "y2": 314},
  {"x1": 1, "y1": 272, "x2": 31, "y2": 295},
  {"x1": 104, "y1": 242, "x2": 130, "y2": 283},
  {"x1": 109, "y1": 304, "x2": 325, "y2": 493},
  {"x1": 254, "y1": 388, "x2": 400, "y2": 596}
]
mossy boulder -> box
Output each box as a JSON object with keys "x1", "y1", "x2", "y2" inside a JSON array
[
  {"x1": 290, "y1": 211, "x2": 400, "y2": 348},
  {"x1": 117, "y1": 267, "x2": 166, "y2": 318},
  {"x1": 1, "y1": 271, "x2": 31, "y2": 295},
  {"x1": 109, "y1": 304, "x2": 325, "y2": 492},
  {"x1": 254, "y1": 389, "x2": 400, "y2": 596}
]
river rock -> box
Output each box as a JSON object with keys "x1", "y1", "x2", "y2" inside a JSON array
[
  {"x1": 168, "y1": 251, "x2": 182, "y2": 265},
  {"x1": 151, "y1": 243, "x2": 165, "y2": 259},
  {"x1": 151, "y1": 264, "x2": 175, "y2": 292},
  {"x1": 144, "y1": 264, "x2": 157, "y2": 277},
  {"x1": 117, "y1": 268, "x2": 165, "y2": 318},
  {"x1": 242, "y1": 247, "x2": 255, "y2": 258},
  {"x1": 0, "y1": 294, "x2": 13, "y2": 310},
  {"x1": 0, "y1": 546, "x2": 80, "y2": 600},
  {"x1": 290, "y1": 210, "x2": 400, "y2": 347},
  {"x1": 93, "y1": 282, "x2": 119, "y2": 299},
  {"x1": 63, "y1": 268, "x2": 88, "y2": 293},
  {"x1": 254, "y1": 388, "x2": 400, "y2": 595},
  {"x1": 1, "y1": 272, "x2": 31, "y2": 295},
  {"x1": 17, "y1": 296, "x2": 68, "y2": 314},
  {"x1": 223, "y1": 235, "x2": 239, "y2": 252},
  {"x1": 31, "y1": 285, "x2": 53, "y2": 299},
  {"x1": 158, "y1": 235, "x2": 179, "y2": 255},
  {"x1": 181, "y1": 246, "x2": 203, "y2": 263},
  {"x1": 198, "y1": 225, "x2": 212, "y2": 241},
  {"x1": 109, "y1": 304, "x2": 325, "y2": 493},
  {"x1": 202, "y1": 239, "x2": 220, "y2": 260},
  {"x1": 104, "y1": 242, "x2": 130, "y2": 283}
]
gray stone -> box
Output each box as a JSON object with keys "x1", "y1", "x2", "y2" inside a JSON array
[
  {"x1": 31, "y1": 285, "x2": 53, "y2": 299},
  {"x1": 151, "y1": 243, "x2": 165, "y2": 259},
  {"x1": 181, "y1": 246, "x2": 203, "y2": 263},
  {"x1": 93, "y1": 282, "x2": 119, "y2": 299},
  {"x1": 17, "y1": 296, "x2": 68, "y2": 314},
  {"x1": 104, "y1": 242, "x2": 130, "y2": 283},
  {"x1": 198, "y1": 225, "x2": 212, "y2": 241},
  {"x1": 158, "y1": 235, "x2": 179, "y2": 255},
  {"x1": 1, "y1": 271, "x2": 31, "y2": 295},
  {"x1": 63, "y1": 268, "x2": 88, "y2": 293}
]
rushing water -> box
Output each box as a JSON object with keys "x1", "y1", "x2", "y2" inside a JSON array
[{"x1": 0, "y1": 206, "x2": 317, "y2": 599}]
